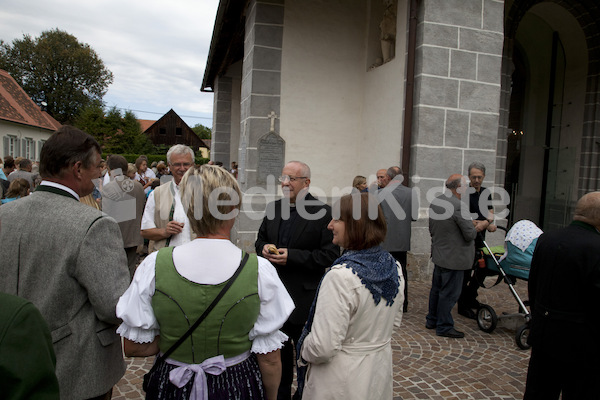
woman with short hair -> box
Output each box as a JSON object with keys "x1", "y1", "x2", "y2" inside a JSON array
[
  {"x1": 352, "y1": 175, "x2": 368, "y2": 192},
  {"x1": 117, "y1": 164, "x2": 294, "y2": 400},
  {"x1": 298, "y1": 192, "x2": 404, "y2": 400}
]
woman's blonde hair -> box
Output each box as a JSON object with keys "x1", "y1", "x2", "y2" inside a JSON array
[
  {"x1": 352, "y1": 175, "x2": 367, "y2": 189},
  {"x1": 180, "y1": 164, "x2": 242, "y2": 236},
  {"x1": 127, "y1": 163, "x2": 137, "y2": 176}
]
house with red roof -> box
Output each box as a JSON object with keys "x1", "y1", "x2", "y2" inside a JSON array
[{"x1": 0, "y1": 69, "x2": 61, "y2": 161}]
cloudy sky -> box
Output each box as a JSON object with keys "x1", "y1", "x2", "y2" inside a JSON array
[{"x1": 0, "y1": 0, "x2": 220, "y2": 128}]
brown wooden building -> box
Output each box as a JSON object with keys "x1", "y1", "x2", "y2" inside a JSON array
[{"x1": 142, "y1": 109, "x2": 209, "y2": 156}]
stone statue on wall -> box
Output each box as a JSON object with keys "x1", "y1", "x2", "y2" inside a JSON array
[
  {"x1": 380, "y1": 0, "x2": 397, "y2": 62},
  {"x1": 370, "y1": 0, "x2": 398, "y2": 69}
]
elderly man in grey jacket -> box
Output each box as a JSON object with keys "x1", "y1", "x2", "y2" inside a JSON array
[
  {"x1": 0, "y1": 126, "x2": 130, "y2": 399},
  {"x1": 425, "y1": 174, "x2": 477, "y2": 338},
  {"x1": 378, "y1": 165, "x2": 418, "y2": 312}
]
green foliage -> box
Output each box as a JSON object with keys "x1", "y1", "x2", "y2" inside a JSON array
[
  {"x1": 0, "y1": 28, "x2": 113, "y2": 124},
  {"x1": 75, "y1": 104, "x2": 155, "y2": 155},
  {"x1": 192, "y1": 124, "x2": 212, "y2": 140}
]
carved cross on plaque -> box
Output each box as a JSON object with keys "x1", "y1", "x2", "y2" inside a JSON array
[{"x1": 268, "y1": 111, "x2": 278, "y2": 132}]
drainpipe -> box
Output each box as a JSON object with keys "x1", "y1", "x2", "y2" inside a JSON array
[{"x1": 402, "y1": 0, "x2": 420, "y2": 186}]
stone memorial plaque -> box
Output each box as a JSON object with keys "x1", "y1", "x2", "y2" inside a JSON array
[{"x1": 257, "y1": 132, "x2": 285, "y2": 184}]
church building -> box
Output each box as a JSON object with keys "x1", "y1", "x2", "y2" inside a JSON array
[{"x1": 202, "y1": 0, "x2": 600, "y2": 280}]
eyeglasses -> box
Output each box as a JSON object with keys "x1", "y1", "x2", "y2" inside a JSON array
[
  {"x1": 170, "y1": 162, "x2": 192, "y2": 168},
  {"x1": 278, "y1": 175, "x2": 307, "y2": 183}
]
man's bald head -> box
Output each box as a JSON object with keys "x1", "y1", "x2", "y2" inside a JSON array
[
  {"x1": 446, "y1": 174, "x2": 467, "y2": 199},
  {"x1": 377, "y1": 169, "x2": 390, "y2": 188},
  {"x1": 573, "y1": 191, "x2": 600, "y2": 229}
]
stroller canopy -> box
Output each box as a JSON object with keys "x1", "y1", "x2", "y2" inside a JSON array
[{"x1": 499, "y1": 220, "x2": 543, "y2": 269}]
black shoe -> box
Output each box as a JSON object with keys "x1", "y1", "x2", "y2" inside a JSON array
[
  {"x1": 437, "y1": 328, "x2": 465, "y2": 338},
  {"x1": 425, "y1": 323, "x2": 435, "y2": 330},
  {"x1": 458, "y1": 308, "x2": 477, "y2": 320}
]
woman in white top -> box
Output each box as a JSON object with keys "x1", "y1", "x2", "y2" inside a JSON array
[
  {"x1": 117, "y1": 165, "x2": 294, "y2": 400},
  {"x1": 135, "y1": 156, "x2": 156, "y2": 194},
  {"x1": 297, "y1": 193, "x2": 404, "y2": 400}
]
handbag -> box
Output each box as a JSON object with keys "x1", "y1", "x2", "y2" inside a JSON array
[{"x1": 142, "y1": 252, "x2": 250, "y2": 392}]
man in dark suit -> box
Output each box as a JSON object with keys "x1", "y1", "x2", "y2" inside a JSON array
[
  {"x1": 426, "y1": 174, "x2": 477, "y2": 338},
  {"x1": 378, "y1": 165, "x2": 418, "y2": 312},
  {"x1": 255, "y1": 160, "x2": 340, "y2": 400},
  {"x1": 523, "y1": 191, "x2": 600, "y2": 399},
  {"x1": 0, "y1": 126, "x2": 131, "y2": 400}
]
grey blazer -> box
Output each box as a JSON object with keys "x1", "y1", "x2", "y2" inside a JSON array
[
  {"x1": 102, "y1": 177, "x2": 146, "y2": 248},
  {"x1": 378, "y1": 181, "x2": 419, "y2": 252},
  {"x1": 428, "y1": 192, "x2": 477, "y2": 270},
  {"x1": 0, "y1": 186, "x2": 131, "y2": 399}
]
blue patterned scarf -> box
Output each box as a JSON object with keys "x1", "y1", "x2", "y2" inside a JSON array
[{"x1": 295, "y1": 246, "x2": 400, "y2": 397}]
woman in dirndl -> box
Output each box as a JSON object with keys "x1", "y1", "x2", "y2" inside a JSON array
[{"x1": 116, "y1": 164, "x2": 294, "y2": 400}]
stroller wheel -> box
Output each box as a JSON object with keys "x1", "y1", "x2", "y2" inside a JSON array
[
  {"x1": 477, "y1": 304, "x2": 498, "y2": 333},
  {"x1": 516, "y1": 324, "x2": 531, "y2": 350}
]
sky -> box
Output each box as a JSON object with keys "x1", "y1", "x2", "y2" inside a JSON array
[{"x1": 0, "y1": 0, "x2": 220, "y2": 128}]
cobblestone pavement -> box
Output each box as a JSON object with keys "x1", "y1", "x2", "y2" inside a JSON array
[{"x1": 113, "y1": 277, "x2": 531, "y2": 399}]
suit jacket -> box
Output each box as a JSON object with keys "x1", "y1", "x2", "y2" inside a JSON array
[
  {"x1": 102, "y1": 177, "x2": 146, "y2": 248},
  {"x1": 7, "y1": 169, "x2": 34, "y2": 189},
  {"x1": 527, "y1": 221, "x2": 600, "y2": 357},
  {"x1": 0, "y1": 185, "x2": 131, "y2": 399},
  {"x1": 378, "y1": 181, "x2": 418, "y2": 252},
  {"x1": 255, "y1": 193, "x2": 340, "y2": 325},
  {"x1": 428, "y1": 192, "x2": 476, "y2": 270}
]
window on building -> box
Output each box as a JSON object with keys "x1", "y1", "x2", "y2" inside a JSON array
[
  {"x1": 176, "y1": 127, "x2": 183, "y2": 136},
  {"x1": 24, "y1": 138, "x2": 35, "y2": 160},
  {"x1": 38, "y1": 140, "x2": 46, "y2": 160},
  {"x1": 159, "y1": 128, "x2": 166, "y2": 135},
  {"x1": 5, "y1": 135, "x2": 18, "y2": 157}
]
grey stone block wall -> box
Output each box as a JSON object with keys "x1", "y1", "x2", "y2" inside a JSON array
[
  {"x1": 408, "y1": 0, "x2": 505, "y2": 281},
  {"x1": 239, "y1": 0, "x2": 284, "y2": 191},
  {"x1": 233, "y1": 0, "x2": 284, "y2": 252},
  {"x1": 211, "y1": 76, "x2": 232, "y2": 166}
]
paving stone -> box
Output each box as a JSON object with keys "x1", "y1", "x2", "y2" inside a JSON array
[{"x1": 114, "y1": 277, "x2": 530, "y2": 399}]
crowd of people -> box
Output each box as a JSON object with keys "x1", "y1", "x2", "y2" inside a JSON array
[{"x1": 1, "y1": 125, "x2": 599, "y2": 400}]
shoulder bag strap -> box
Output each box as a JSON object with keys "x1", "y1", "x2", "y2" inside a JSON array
[
  {"x1": 158, "y1": 251, "x2": 250, "y2": 361},
  {"x1": 164, "y1": 182, "x2": 176, "y2": 247}
]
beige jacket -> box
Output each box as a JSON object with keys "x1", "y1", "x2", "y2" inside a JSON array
[{"x1": 301, "y1": 263, "x2": 404, "y2": 400}]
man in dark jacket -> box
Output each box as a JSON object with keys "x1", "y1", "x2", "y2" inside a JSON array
[
  {"x1": 255, "y1": 160, "x2": 340, "y2": 400},
  {"x1": 523, "y1": 191, "x2": 600, "y2": 399}
]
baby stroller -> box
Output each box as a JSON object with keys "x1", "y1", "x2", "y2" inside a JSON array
[{"x1": 475, "y1": 220, "x2": 543, "y2": 350}]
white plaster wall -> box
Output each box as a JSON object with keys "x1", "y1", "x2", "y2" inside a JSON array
[
  {"x1": 0, "y1": 121, "x2": 53, "y2": 161},
  {"x1": 361, "y1": 0, "x2": 408, "y2": 187},
  {"x1": 280, "y1": 0, "x2": 407, "y2": 199}
]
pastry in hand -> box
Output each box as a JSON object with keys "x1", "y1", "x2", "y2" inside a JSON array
[{"x1": 267, "y1": 245, "x2": 279, "y2": 254}]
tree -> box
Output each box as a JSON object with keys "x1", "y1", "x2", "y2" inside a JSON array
[
  {"x1": 192, "y1": 123, "x2": 212, "y2": 140},
  {"x1": 74, "y1": 104, "x2": 154, "y2": 155},
  {"x1": 0, "y1": 28, "x2": 113, "y2": 124}
]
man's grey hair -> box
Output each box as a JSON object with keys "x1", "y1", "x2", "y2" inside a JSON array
[
  {"x1": 167, "y1": 145, "x2": 195, "y2": 165},
  {"x1": 468, "y1": 162, "x2": 486, "y2": 176},
  {"x1": 286, "y1": 161, "x2": 311, "y2": 178},
  {"x1": 386, "y1": 166, "x2": 402, "y2": 179},
  {"x1": 446, "y1": 176, "x2": 462, "y2": 190}
]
